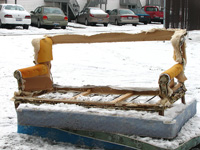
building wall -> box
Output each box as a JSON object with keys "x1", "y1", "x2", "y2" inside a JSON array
[
  {"x1": 76, "y1": 0, "x2": 86, "y2": 11},
  {"x1": 17, "y1": 0, "x2": 50, "y2": 12},
  {"x1": 106, "y1": 1, "x2": 120, "y2": 11},
  {"x1": 76, "y1": 0, "x2": 147, "y2": 11},
  {"x1": 0, "y1": 0, "x2": 59, "y2": 12},
  {"x1": 74, "y1": 0, "x2": 119, "y2": 11},
  {"x1": 0, "y1": 0, "x2": 148, "y2": 13},
  {"x1": 140, "y1": 0, "x2": 146, "y2": 6}
]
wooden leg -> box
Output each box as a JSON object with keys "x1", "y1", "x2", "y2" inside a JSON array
[
  {"x1": 181, "y1": 96, "x2": 186, "y2": 104},
  {"x1": 159, "y1": 108, "x2": 165, "y2": 116},
  {"x1": 14, "y1": 101, "x2": 20, "y2": 109}
]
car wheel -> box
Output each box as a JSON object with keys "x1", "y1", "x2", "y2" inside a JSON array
[
  {"x1": 61, "y1": 26, "x2": 66, "y2": 29},
  {"x1": 85, "y1": 19, "x2": 89, "y2": 26},
  {"x1": 132, "y1": 24, "x2": 137, "y2": 26},
  {"x1": 104, "y1": 23, "x2": 108, "y2": 27},
  {"x1": 23, "y1": 25, "x2": 29, "y2": 29}
]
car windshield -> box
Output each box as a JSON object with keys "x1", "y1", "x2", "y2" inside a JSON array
[
  {"x1": 90, "y1": 9, "x2": 106, "y2": 14},
  {"x1": 4, "y1": 5, "x2": 24, "y2": 11},
  {"x1": 119, "y1": 9, "x2": 134, "y2": 15},
  {"x1": 43, "y1": 7, "x2": 64, "y2": 14},
  {"x1": 146, "y1": 7, "x2": 158, "y2": 11},
  {"x1": 131, "y1": 8, "x2": 146, "y2": 14}
]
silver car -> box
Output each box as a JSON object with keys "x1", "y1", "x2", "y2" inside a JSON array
[
  {"x1": 109, "y1": 9, "x2": 139, "y2": 26},
  {"x1": 31, "y1": 6, "x2": 68, "y2": 29},
  {"x1": 76, "y1": 7, "x2": 109, "y2": 26}
]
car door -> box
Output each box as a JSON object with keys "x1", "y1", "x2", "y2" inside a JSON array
[
  {"x1": 80, "y1": 8, "x2": 89, "y2": 23},
  {"x1": 111, "y1": 9, "x2": 118, "y2": 23},
  {"x1": 31, "y1": 7, "x2": 42, "y2": 25},
  {"x1": 77, "y1": 10, "x2": 84, "y2": 23},
  {"x1": 109, "y1": 10, "x2": 117, "y2": 23}
]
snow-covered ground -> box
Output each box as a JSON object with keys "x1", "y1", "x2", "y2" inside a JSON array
[{"x1": 0, "y1": 23, "x2": 200, "y2": 150}]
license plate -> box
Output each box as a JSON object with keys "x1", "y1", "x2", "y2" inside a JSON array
[
  {"x1": 54, "y1": 23, "x2": 59, "y2": 26},
  {"x1": 98, "y1": 19, "x2": 103, "y2": 21},
  {"x1": 141, "y1": 16, "x2": 144, "y2": 18},
  {"x1": 127, "y1": 17, "x2": 132, "y2": 19},
  {"x1": 16, "y1": 18, "x2": 22, "y2": 21}
]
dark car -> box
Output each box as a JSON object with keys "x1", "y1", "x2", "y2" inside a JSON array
[
  {"x1": 109, "y1": 9, "x2": 139, "y2": 26},
  {"x1": 130, "y1": 8, "x2": 150, "y2": 24},
  {"x1": 31, "y1": 6, "x2": 68, "y2": 29},
  {"x1": 76, "y1": 7, "x2": 109, "y2": 26}
]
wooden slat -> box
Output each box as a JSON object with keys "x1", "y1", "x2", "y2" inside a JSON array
[
  {"x1": 72, "y1": 89, "x2": 91, "y2": 99},
  {"x1": 14, "y1": 96, "x2": 161, "y2": 109},
  {"x1": 54, "y1": 85, "x2": 159, "y2": 96},
  {"x1": 111, "y1": 92, "x2": 134, "y2": 103},
  {"x1": 14, "y1": 96, "x2": 166, "y2": 115},
  {"x1": 172, "y1": 83, "x2": 183, "y2": 92}
]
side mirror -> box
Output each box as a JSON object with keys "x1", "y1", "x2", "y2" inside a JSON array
[{"x1": 30, "y1": 11, "x2": 34, "y2": 14}]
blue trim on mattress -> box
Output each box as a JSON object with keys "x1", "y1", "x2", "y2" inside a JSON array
[{"x1": 18, "y1": 125, "x2": 136, "y2": 150}]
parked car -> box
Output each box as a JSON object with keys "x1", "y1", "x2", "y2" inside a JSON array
[
  {"x1": 109, "y1": 9, "x2": 139, "y2": 26},
  {"x1": 76, "y1": 7, "x2": 109, "y2": 26},
  {"x1": 142, "y1": 6, "x2": 163, "y2": 24},
  {"x1": 130, "y1": 8, "x2": 150, "y2": 24},
  {"x1": 31, "y1": 6, "x2": 68, "y2": 29},
  {"x1": 0, "y1": 4, "x2": 31, "y2": 29}
]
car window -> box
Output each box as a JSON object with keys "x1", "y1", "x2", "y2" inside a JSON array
[
  {"x1": 81, "y1": 8, "x2": 88, "y2": 14},
  {"x1": 146, "y1": 7, "x2": 157, "y2": 11},
  {"x1": 85, "y1": 8, "x2": 89, "y2": 13},
  {"x1": 132, "y1": 8, "x2": 146, "y2": 14},
  {"x1": 43, "y1": 7, "x2": 64, "y2": 14},
  {"x1": 43, "y1": 8, "x2": 50, "y2": 14},
  {"x1": 34, "y1": 7, "x2": 39, "y2": 13},
  {"x1": 119, "y1": 9, "x2": 134, "y2": 15},
  {"x1": 35, "y1": 7, "x2": 42, "y2": 14},
  {"x1": 110, "y1": 9, "x2": 117, "y2": 15},
  {"x1": 90, "y1": 9, "x2": 105, "y2": 14},
  {"x1": 0, "y1": 5, "x2": 2, "y2": 11},
  {"x1": 110, "y1": 11, "x2": 114, "y2": 15},
  {"x1": 17, "y1": 6, "x2": 24, "y2": 11},
  {"x1": 4, "y1": 5, "x2": 25, "y2": 11}
]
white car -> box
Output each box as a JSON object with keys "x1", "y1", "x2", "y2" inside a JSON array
[{"x1": 0, "y1": 4, "x2": 31, "y2": 29}]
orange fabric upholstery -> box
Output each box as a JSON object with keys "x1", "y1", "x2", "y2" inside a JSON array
[
  {"x1": 161, "y1": 64, "x2": 183, "y2": 80},
  {"x1": 18, "y1": 64, "x2": 48, "y2": 78},
  {"x1": 37, "y1": 37, "x2": 53, "y2": 63}
]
